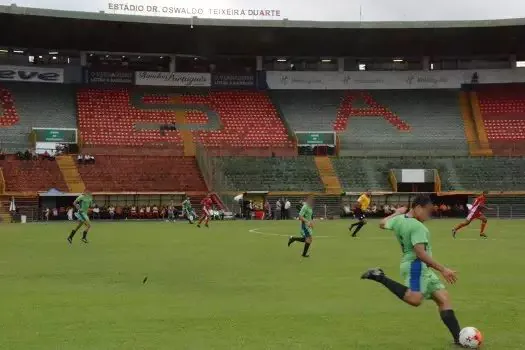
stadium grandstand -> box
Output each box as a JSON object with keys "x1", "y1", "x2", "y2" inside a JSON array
[{"x1": 1, "y1": 0, "x2": 525, "y2": 348}]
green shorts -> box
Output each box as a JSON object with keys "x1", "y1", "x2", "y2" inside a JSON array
[
  {"x1": 401, "y1": 260, "x2": 445, "y2": 300},
  {"x1": 300, "y1": 223, "x2": 312, "y2": 238},
  {"x1": 75, "y1": 212, "x2": 90, "y2": 223}
]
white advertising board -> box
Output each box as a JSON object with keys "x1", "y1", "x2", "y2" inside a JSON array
[
  {"x1": 3, "y1": 0, "x2": 525, "y2": 22},
  {"x1": 266, "y1": 70, "x2": 525, "y2": 90},
  {"x1": 135, "y1": 71, "x2": 211, "y2": 87},
  {"x1": 0, "y1": 65, "x2": 64, "y2": 83}
]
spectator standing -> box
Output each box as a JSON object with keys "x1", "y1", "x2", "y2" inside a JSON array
[
  {"x1": 276, "y1": 199, "x2": 282, "y2": 220},
  {"x1": 108, "y1": 205, "x2": 115, "y2": 220},
  {"x1": 284, "y1": 199, "x2": 291, "y2": 220},
  {"x1": 67, "y1": 207, "x2": 74, "y2": 221},
  {"x1": 264, "y1": 200, "x2": 271, "y2": 220}
]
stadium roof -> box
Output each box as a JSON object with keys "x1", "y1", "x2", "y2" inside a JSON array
[{"x1": 2, "y1": 5, "x2": 525, "y2": 57}]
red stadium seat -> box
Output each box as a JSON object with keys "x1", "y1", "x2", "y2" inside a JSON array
[
  {"x1": 76, "y1": 155, "x2": 207, "y2": 192},
  {"x1": 334, "y1": 91, "x2": 410, "y2": 131},
  {"x1": 77, "y1": 88, "x2": 294, "y2": 149},
  {"x1": 477, "y1": 85, "x2": 525, "y2": 154}
]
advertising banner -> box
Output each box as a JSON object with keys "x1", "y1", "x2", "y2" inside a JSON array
[
  {"x1": 6, "y1": 0, "x2": 525, "y2": 22},
  {"x1": 212, "y1": 73, "x2": 255, "y2": 87},
  {"x1": 85, "y1": 70, "x2": 134, "y2": 84},
  {"x1": 266, "y1": 70, "x2": 525, "y2": 90},
  {"x1": 135, "y1": 71, "x2": 211, "y2": 87},
  {"x1": 0, "y1": 65, "x2": 64, "y2": 84}
]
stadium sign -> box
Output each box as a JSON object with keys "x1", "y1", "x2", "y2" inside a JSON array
[
  {"x1": 0, "y1": 65, "x2": 64, "y2": 83},
  {"x1": 266, "y1": 70, "x2": 525, "y2": 90},
  {"x1": 85, "y1": 70, "x2": 134, "y2": 84},
  {"x1": 32, "y1": 128, "x2": 77, "y2": 143},
  {"x1": 296, "y1": 131, "x2": 336, "y2": 146},
  {"x1": 135, "y1": 71, "x2": 211, "y2": 87},
  {"x1": 6, "y1": 0, "x2": 525, "y2": 22},
  {"x1": 212, "y1": 73, "x2": 255, "y2": 87}
]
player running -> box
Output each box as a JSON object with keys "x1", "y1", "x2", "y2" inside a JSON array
[
  {"x1": 67, "y1": 191, "x2": 94, "y2": 244},
  {"x1": 182, "y1": 196, "x2": 195, "y2": 224},
  {"x1": 361, "y1": 194, "x2": 462, "y2": 346},
  {"x1": 349, "y1": 190, "x2": 371, "y2": 237},
  {"x1": 452, "y1": 191, "x2": 489, "y2": 239},
  {"x1": 197, "y1": 194, "x2": 213, "y2": 228},
  {"x1": 288, "y1": 195, "x2": 314, "y2": 258}
]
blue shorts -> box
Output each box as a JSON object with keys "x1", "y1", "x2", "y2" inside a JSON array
[
  {"x1": 75, "y1": 212, "x2": 90, "y2": 223},
  {"x1": 354, "y1": 208, "x2": 366, "y2": 221},
  {"x1": 301, "y1": 223, "x2": 312, "y2": 238}
]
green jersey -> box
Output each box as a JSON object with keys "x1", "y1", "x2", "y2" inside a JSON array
[
  {"x1": 385, "y1": 214, "x2": 431, "y2": 265},
  {"x1": 299, "y1": 204, "x2": 313, "y2": 221},
  {"x1": 75, "y1": 194, "x2": 93, "y2": 213},
  {"x1": 182, "y1": 199, "x2": 192, "y2": 211}
]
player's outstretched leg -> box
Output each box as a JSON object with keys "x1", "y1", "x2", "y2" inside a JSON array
[
  {"x1": 452, "y1": 220, "x2": 470, "y2": 238},
  {"x1": 81, "y1": 222, "x2": 91, "y2": 243},
  {"x1": 432, "y1": 290, "x2": 461, "y2": 345},
  {"x1": 197, "y1": 214, "x2": 205, "y2": 228},
  {"x1": 204, "y1": 215, "x2": 210, "y2": 228},
  {"x1": 68, "y1": 221, "x2": 83, "y2": 244},
  {"x1": 361, "y1": 268, "x2": 423, "y2": 307},
  {"x1": 288, "y1": 236, "x2": 305, "y2": 247},
  {"x1": 479, "y1": 217, "x2": 488, "y2": 238},
  {"x1": 349, "y1": 222, "x2": 359, "y2": 233},
  {"x1": 351, "y1": 221, "x2": 367, "y2": 237},
  {"x1": 302, "y1": 236, "x2": 312, "y2": 257}
]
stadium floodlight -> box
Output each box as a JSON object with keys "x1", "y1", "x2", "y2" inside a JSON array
[
  {"x1": 321, "y1": 59, "x2": 332, "y2": 63},
  {"x1": 277, "y1": 58, "x2": 287, "y2": 62},
  {"x1": 393, "y1": 58, "x2": 404, "y2": 62},
  {"x1": 48, "y1": 51, "x2": 58, "y2": 55},
  {"x1": 0, "y1": 49, "x2": 8, "y2": 53},
  {"x1": 13, "y1": 49, "x2": 24, "y2": 54}
]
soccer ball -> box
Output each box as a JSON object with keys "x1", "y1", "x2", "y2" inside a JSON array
[{"x1": 459, "y1": 327, "x2": 483, "y2": 348}]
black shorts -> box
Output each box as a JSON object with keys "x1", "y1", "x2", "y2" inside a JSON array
[{"x1": 354, "y1": 208, "x2": 366, "y2": 221}]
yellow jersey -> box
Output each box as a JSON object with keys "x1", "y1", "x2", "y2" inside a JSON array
[{"x1": 358, "y1": 194, "x2": 371, "y2": 211}]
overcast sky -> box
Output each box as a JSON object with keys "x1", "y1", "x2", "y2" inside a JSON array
[{"x1": 3, "y1": 0, "x2": 525, "y2": 21}]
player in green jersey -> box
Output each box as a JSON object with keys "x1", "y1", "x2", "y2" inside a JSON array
[
  {"x1": 288, "y1": 195, "x2": 314, "y2": 258},
  {"x1": 68, "y1": 191, "x2": 94, "y2": 244},
  {"x1": 182, "y1": 196, "x2": 195, "y2": 224},
  {"x1": 361, "y1": 194, "x2": 462, "y2": 346}
]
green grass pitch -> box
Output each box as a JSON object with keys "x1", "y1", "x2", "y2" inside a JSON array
[{"x1": 1, "y1": 219, "x2": 524, "y2": 349}]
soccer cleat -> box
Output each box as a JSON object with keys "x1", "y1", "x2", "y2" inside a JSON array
[
  {"x1": 81, "y1": 238, "x2": 89, "y2": 244},
  {"x1": 301, "y1": 254, "x2": 310, "y2": 258},
  {"x1": 67, "y1": 237, "x2": 72, "y2": 244},
  {"x1": 360, "y1": 267, "x2": 385, "y2": 281},
  {"x1": 480, "y1": 234, "x2": 488, "y2": 239},
  {"x1": 288, "y1": 236, "x2": 294, "y2": 247},
  {"x1": 452, "y1": 229, "x2": 457, "y2": 239},
  {"x1": 205, "y1": 223, "x2": 209, "y2": 228},
  {"x1": 196, "y1": 224, "x2": 201, "y2": 228}
]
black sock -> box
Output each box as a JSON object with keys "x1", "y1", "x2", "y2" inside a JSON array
[
  {"x1": 82, "y1": 231, "x2": 88, "y2": 239},
  {"x1": 69, "y1": 229, "x2": 77, "y2": 239},
  {"x1": 291, "y1": 236, "x2": 306, "y2": 243},
  {"x1": 302, "y1": 243, "x2": 310, "y2": 256},
  {"x1": 440, "y1": 310, "x2": 461, "y2": 343},
  {"x1": 352, "y1": 222, "x2": 366, "y2": 236},
  {"x1": 373, "y1": 274, "x2": 408, "y2": 300},
  {"x1": 349, "y1": 222, "x2": 358, "y2": 229}
]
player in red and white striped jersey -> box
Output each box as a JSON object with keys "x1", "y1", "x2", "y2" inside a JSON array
[
  {"x1": 452, "y1": 191, "x2": 489, "y2": 239},
  {"x1": 197, "y1": 194, "x2": 213, "y2": 228}
]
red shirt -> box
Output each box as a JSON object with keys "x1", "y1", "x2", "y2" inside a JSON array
[
  {"x1": 471, "y1": 195, "x2": 486, "y2": 212},
  {"x1": 201, "y1": 197, "x2": 213, "y2": 209}
]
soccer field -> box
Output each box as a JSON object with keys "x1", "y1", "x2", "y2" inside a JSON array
[{"x1": 1, "y1": 219, "x2": 524, "y2": 350}]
